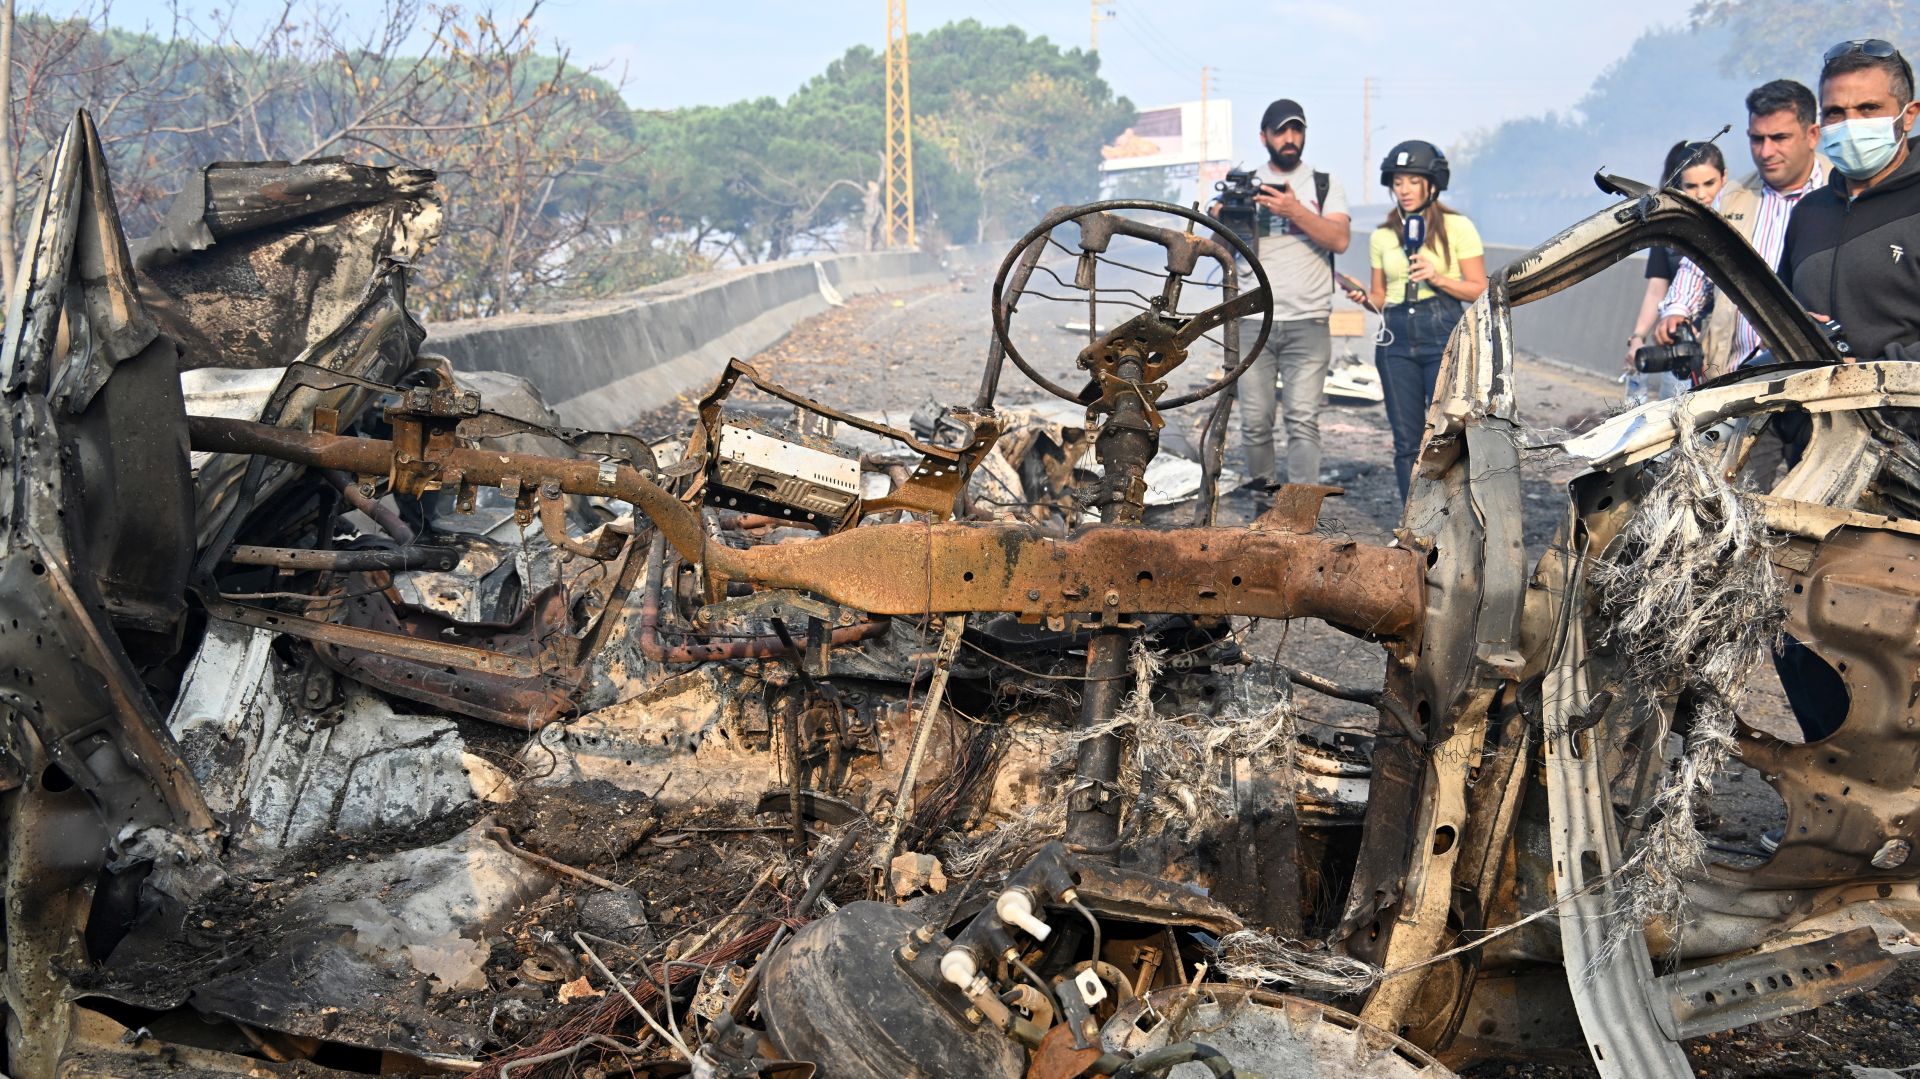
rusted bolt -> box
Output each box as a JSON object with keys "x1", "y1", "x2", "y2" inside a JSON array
[
  {"x1": 1027, "y1": 589, "x2": 1041, "y2": 601},
  {"x1": 358, "y1": 483, "x2": 376, "y2": 498},
  {"x1": 1105, "y1": 590, "x2": 1120, "y2": 607}
]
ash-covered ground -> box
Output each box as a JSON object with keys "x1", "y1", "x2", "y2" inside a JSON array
[{"x1": 634, "y1": 261, "x2": 1920, "y2": 1078}]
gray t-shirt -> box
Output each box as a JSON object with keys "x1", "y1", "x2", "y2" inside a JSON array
[{"x1": 1251, "y1": 161, "x2": 1350, "y2": 321}]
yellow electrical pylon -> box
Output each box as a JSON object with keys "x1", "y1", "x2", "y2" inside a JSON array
[
  {"x1": 883, "y1": 0, "x2": 916, "y2": 248},
  {"x1": 1090, "y1": 0, "x2": 1114, "y2": 51}
]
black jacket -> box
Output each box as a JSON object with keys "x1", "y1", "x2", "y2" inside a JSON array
[{"x1": 1779, "y1": 139, "x2": 1920, "y2": 362}]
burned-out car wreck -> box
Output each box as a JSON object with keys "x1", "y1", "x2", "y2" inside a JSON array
[{"x1": 3, "y1": 110, "x2": 1918, "y2": 1079}]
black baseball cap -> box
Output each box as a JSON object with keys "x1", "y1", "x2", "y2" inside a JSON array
[{"x1": 1261, "y1": 99, "x2": 1307, "y2": 132}]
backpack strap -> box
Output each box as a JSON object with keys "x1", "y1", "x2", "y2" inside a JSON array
[{"x1": 1314, "y1": 170, "x2": 1334, "y2": 271}]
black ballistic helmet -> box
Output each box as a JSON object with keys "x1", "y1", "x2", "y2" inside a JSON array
[{"x1": 1379, "y1": 140, "x2": 1450, "y2": 192}]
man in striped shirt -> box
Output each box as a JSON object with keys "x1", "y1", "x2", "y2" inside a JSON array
[{"x1": 1654, "y1": 80, "x2": 1826, "y2": 368}]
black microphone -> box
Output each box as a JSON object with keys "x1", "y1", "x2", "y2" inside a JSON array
[{"x1": 1400, "y1": 212, "x2": 1426, "y2": 260}]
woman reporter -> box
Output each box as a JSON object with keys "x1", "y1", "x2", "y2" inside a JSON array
[{"x1": 1345, "y1": 140, "x2": 1486, "y2": 499}]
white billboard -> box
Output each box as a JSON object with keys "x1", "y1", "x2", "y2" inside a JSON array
[{"x1": 1099, "y1": 99, "x2": 1234, "y2": 172}]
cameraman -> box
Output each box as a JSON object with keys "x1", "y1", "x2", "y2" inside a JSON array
[{"x1": 1218, "y1": 99, "x2": 1352, "y2": 491}]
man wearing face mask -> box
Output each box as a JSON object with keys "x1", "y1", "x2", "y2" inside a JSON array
[
  {"x1": 1766, "y1": 39, "x2": 1920, "y2": 768},
  {"x1": 1220, "y1": 99, "x2": 1351, "y2": 491},
  {"x1": 1778, "y1": 39, "x2": 1920, "y2": 366}
]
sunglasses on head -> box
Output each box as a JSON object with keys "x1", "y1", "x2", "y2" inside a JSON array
[{"x1": 1825, "y1": 38, "x2": 1902, "y2": 64}]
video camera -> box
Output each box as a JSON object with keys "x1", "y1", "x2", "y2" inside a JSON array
[
  {"x1": 1634, "y1": 321, "x2": 1703, "y2": 382},
  {"x1": 1212, "y1": 167, "x2": 1273, "y2": 252}
]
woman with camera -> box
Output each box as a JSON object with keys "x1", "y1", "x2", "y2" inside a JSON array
[
  {"x1": 1344, "y1": 140, "x2": 1486, "y2": 499},
  {"x1": 1624, "y1": 140, "x2": 1726, "y2": 401}
]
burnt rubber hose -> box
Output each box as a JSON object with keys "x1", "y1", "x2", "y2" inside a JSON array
[{"x1": 1112, "y1": 1041, "x2": 1239, "y2": 1079}]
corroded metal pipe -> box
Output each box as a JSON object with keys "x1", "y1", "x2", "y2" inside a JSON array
[
  {"x1": 1068, "y1": 628, "x2": 1131, "y2": 854},
  {"x1": 227, "y1": 544, "x2": 457, "y2": 572},
  {"x1": 188, "y1": 415, "x2": 707, "y2": 564}
]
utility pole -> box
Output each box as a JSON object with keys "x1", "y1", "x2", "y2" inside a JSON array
[
  {"x1": 1196, "y1": 65, "x2": 1216, "y2": 205},
  {"x1": 883, "y1": 0, "x2": 916, "y2": 248},
  {"x1": 1090, "y1": 0, "x2": 1114, "y2": 51},
  {"x1": 1362, "y1": 76, "x2": 1379, "y2": 201}
]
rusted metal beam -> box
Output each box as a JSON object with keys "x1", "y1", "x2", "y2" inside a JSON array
[
  {"x1": 227, "y1": 544, "x2": 458, "y2": 572},
  {"x1": 707, "y1": 523, "x2": 1424, "y2": 637},
  {"x1": 188, "y1": 415, "x2": 707, "y2": 564},
  {"x1": 202, "y1": 594, "x2": 543, "y2": 677},
  {"x1": 191, "y1": 416, "x2": 1426, "y2": 637}
]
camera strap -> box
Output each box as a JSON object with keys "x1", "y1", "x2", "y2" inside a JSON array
[{"x1": 1313, "y1": 170, "x2": 1333, "y2": 273}]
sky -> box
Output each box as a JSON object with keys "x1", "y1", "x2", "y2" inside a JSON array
[{"x1": 97, "y1": 0, "x2": 1689, "y2": 204}]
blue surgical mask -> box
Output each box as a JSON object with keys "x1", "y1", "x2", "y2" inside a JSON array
[{"x1": 1820, "y1": 115, "x2": 1905, "y2": 179}]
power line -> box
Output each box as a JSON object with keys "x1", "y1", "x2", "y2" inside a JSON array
[
  {"x1": 1112, "y1": 13, "x2": 1198, "y2": 84},
  {"x1": 1120, "y1": 2, "x2": 1209, "y2": 72}
]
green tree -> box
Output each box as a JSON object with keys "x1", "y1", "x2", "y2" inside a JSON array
[
  {"x1": 633, "y1": 20, "x2": 1134, "y2": 259},
  {"x1": 1693, "y1": 0, "x2": 1919, "y2": 81},
  {"x1": 923, "y1": 72, "x2": 1117, "y2": 242}
]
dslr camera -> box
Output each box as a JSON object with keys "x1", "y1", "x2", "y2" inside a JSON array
[
  {"x1": 1634, "y1": 321, "x2": 1703, "y2": 382},
  {"x1": 1212, "y1": 167, "x2": 1275, "y2": 251}
]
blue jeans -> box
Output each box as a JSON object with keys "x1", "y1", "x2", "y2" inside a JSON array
[
  {"x1": 1239, "y1": 317, "x2": 1332, "y2": 485},
  {"x1": 1376, "y1": 297, "x2": 1466, "y2": 498}
]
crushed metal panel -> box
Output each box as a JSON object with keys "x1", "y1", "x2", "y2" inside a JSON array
[
  {"x1": 167, "y1": 622, "x2": 513, "y2": 860},
  {"x1": 2, "y1": 111, "x2": 159, "y2": 412},
  {"x1": 0, "y1": 109, "x2": 210, "y2": 832},
  {"x1": 91, "y1": 821, "x2": 552, "y2": 1060},
  {"x1": 133, "y1": 158, "x2": 440, "y2": 372},
  {"x1": 1735, "y1": 526, "x2": 1920, "y2": 888}
]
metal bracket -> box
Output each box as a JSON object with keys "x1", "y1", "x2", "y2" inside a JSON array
[
  {"x1": 1055, "y1": 969, "x2": 1101, "y2": 1048},
  {"x1": 537, "y1": 483, "x2": 629, "y2": 560},
  {"x1": 698, "y1": 588, "x2": 863, "y2": 631},
  {"x1": 1657, "y1": 926, "x2": 1899, "y2": 1040}
]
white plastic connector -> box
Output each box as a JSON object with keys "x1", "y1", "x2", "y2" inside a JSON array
[
  {"x1": 1074, "y1": 968, "x2": 1109, "y2": 1007},
  {"x1": 940, "y1": 947, "x2": 980, "y2": 990},
  {"x1": 995, "y1": 888, "x2": 1053, "y2": 941}
]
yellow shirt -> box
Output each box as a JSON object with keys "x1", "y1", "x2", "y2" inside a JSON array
[{"x1": 1369, "y1": 213, "x2": 1484, "y2": 304}]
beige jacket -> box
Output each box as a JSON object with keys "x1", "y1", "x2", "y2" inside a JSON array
[{"x1": 1695, "y1": 175, "x2": 1764, "y2": 378}]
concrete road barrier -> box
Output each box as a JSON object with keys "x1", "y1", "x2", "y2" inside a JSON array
[
  {"x1": 1334, "y1": 229, "x2": 1648, "y2": 381},
  {"x1": 426, "y1": 249, "x2": 957, "y2": 429},
  {"x1": 426, "y1": 224, "x2": 1642, "y2": 432}
]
